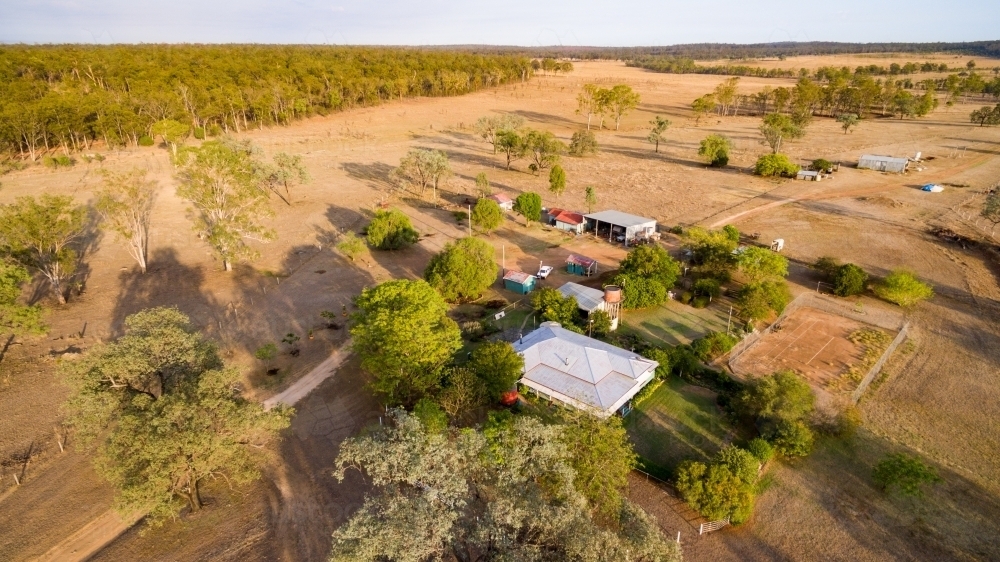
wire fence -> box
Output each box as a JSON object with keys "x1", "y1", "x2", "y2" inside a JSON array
[
  {"x1": 727, "y1": 292, "x2": 908, "y2": 402},
  {"x1": 851, "y1": 322, "x2": 909, "y2": 404}
]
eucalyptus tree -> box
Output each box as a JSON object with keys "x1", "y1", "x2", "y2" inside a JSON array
[
  {"x1": 95, "y1": 169, "x2": 157, "y2": 273},
  {"x1": 0, "y1": 195, "x2": 88, "y2": 304},
  {"x1": 176, "y1": 139, "x2": 276, "y2": 272}
]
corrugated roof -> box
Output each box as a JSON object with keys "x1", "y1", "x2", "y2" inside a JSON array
[
  {"x1": 859, "y1": 154, "x2": 909, "y2": 165},
  {"x1": 503, "y1": 270, "x2": 533, "y2": 284},
  {"x1": 558, "y1": 282, "x2": 605, "y2": 312},
  {"x1": 513, "y1": 323, "x2": 657, "y2": 414},
  {"x1": 566, "y1": 254, "x2": 597, "y2": 268},
  {"x1": 549, "y1": 208, "x2": 585, "y2": 225},
  {"x1": 583, "y1": 210, "x2": 656, "y2": 228}
]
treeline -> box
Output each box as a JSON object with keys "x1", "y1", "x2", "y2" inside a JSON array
[
  {"x1": 0, "y1": 45, "x2": 534, "y2": 159},
  {"x1": 444, "y1": 41, "x2": 1000, "y2": 61},
  {"x1": 628, "y1": 57, "x2": 966, "y2": 78}
]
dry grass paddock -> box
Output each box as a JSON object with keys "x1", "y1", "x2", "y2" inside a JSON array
[{"x1": 3, "y1": 55, "x2": 1000, "y2": 562}]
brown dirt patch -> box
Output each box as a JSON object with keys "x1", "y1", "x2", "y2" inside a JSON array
[{"x1": 732, "y1": 307, "x2": 871, "y2": 390}]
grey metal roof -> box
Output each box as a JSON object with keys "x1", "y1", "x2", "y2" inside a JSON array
[
  {"x1": 859, "y1": 154, "x2": 909, "y2": 165},
  {"x1": 583, "y1": 210, "x2": 656, "y2": 228},
  {"x1": 513, "y1": 322, "x2": 657, "y2": 415},
  {"x1": 797, "y1": 170, "x2": 819, "y2": 177},
  {"x1": 558, "y1": 282, "x2": 605, "y2": 312}
]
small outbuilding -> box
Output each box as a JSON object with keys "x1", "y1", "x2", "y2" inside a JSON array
[
  {"x1": 513, "y1": 322, "x2": 658, "y2": 417},
  {"x1": 796, "y1": 170, "x2": 821, "y2": 181},
  {"x1": 565, "y1": 254, "x2": 598, "y2": 276},
  {"x1": 503, "y1": 270, "x2": 536, "y2": 294},
  {"x1": 545, "y1": 208, "x2": 586, "y2": 234},
  {"x1": 488, "y1": 193, "x2": 514, "y2": 211},
  {"x1": 584, "y1": 210, "x2": 657, "y2": 246},
  {"x1": 858, "y1": 154, "x2": 909, "y2": 173},
  {"x1": 557, "y1": 282, "x2": 621, "y2": 330}
]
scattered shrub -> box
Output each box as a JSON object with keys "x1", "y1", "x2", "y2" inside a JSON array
[
  {"x1": 669, "y1": 225, "x2": 684, "y2": 235},
  {"x1": 874, "y1": 269, "x2": 933, "y2": 307},
  {"x1": 207, "y1": 124, "x2": 223, "y2": 137},
  {"x1": 872, "y1": 453, "x2": 942, "y2": 497},
  {"x1": 764, "y1": 419, "x2": 814, "y2": 457},
  {"x1": 698, "y1": 134, "x2": 733, "y2": 167},
  {"x1": 138, "y1": 135, "x2": 155, "y2": 147},
  {"x1": 679, "y1": 291, "x2": 693, "y2": 304},
  {"x1": 753, "y1": 153, "x2": 799, "y2": 177},
  {"x1": 691, "y1": 331, "x2": 738, "y2": 361},
  {"x1": 568, "y1": 130, "x2": 598, "y2": 156},
  {"x1": 722, "y1": 224, "x2": 740, "y2": 243},
  {"x1": 588, "y1": 310, "x2": 613, "y2": 337},
  {"x1": 413, "y1": 398, "x2": 449, "y2": 433},
  {"x1": 811, "y1": 158, "x2": 833, "y2": 172},
  {"x1": 693, "y1": 278, "x2": 721, "y2": 298},
  {"x1": 692, "y1": 295, "x2": 709, "y2": 308},
  {"x1": 746, "y1": 438, "x2": 774, "y2": 464},
  {"x1": 366, "y1": 208, "x2": 419, "y2": 250},
  {"x1": 832, "y1": 263, "x2": 868, "y2": 297},
  {"x1": 193, "y1": 126, "x2": 206, "y2": 140}
]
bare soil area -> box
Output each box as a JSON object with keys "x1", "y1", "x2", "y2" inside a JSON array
[
  {"x1": 2, "y1": 57, "x2": 1000, "y2": 561},
  {"x1": 731, "y1": 307, "x2": 869, "y2": 389}
]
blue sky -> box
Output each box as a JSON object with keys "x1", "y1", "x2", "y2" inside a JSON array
[{"x1": 1, "y1": 0, "x2": 996, "y2": 45}]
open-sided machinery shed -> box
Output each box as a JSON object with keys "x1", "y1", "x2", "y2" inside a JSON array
[{"x1": 584, "y1": 210, "x2": 657, "y2": 246}]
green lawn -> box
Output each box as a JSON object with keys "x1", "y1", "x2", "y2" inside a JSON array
[
  {"x1": 625, "y1": 376, "x2": 733, "y2": 479},
  {"x1": 619, "y1": 297, "x2": 732, "y2": 346}
]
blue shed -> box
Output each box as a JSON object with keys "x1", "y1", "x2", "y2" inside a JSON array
[
  {"x1": 565, "y1": 254, "x2": 598, "y2": 276},
  {"x1": 503, "y1": 270, "x2": 536, "y2": 294}
]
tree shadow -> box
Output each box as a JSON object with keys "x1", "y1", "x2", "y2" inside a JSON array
[
  {"x1": 338, "y1": 162, "x2": 396, "y2": 193},
  {"x1": 109, "y1": 247, "x2": 221, "y2": 336},
  {"x1": 510, "y1": 110, "x2": 580, "y2": 128}
]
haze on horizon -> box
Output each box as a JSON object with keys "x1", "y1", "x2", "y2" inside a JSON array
[{"x1": 1, "y1": 0, "x2": 996, "y2": 46}]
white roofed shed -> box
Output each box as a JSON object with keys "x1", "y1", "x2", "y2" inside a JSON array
[
  {"x1": 858, "y1": 154, "x2": 909, "y2": 173},
  {"x1": 513, "y1": 322, "x2": 657, "y2": 417},
  {"x1": 584, "y1": 210, "x2": 657, "y2": 245}
]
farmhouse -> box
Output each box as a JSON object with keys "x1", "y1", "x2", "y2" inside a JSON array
[
  {"x1": 584, "y1": 210, "x2": 657, "y2": 246},
  {"x1": 513, "y1": 322, "x2": 657, "y2": 417},
  {"x1": 487, "y1": 193, "x2": 514, "y2": 211},
  {"x1": 502, "y1": 270, "x2": 536, "y2": 294},
  {"x1": 565, "y1": 253, "x2": 598, "y2": 276},
  {"x1": 544, "y1": 208, "x2": 586, "y2": 234},
  {"x1": 557, "y1": 282, "x2": 622, "y2": 330},
  {"x1": 858, "y1": 154, "x2": 909, "y2": 173}
]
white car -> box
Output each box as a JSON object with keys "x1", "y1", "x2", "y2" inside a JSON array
[{"x1": 536, "y1": 265, "x2": 553, "y2": 279}]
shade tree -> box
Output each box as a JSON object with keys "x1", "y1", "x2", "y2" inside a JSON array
[
  {"x1": 0, "y1": 195, "x2": 88, "y2": 304},
  {"x1": 176, "y1": 139, "x2": 276, "y2": 272},
  {"x1": 471, "y1": 197, "x2": 503, "y2": 234},
  {"x1": 614, "y1": 244, "x2": 682, "y2": 309},
  {"x1": 759, "y1": 113, "x2": 805, "y2": 154},
  {"x1": 329, "y1": 409, "x2": 681, "y2": 561},
  {"x1": 350, "y1": 280, "x2": 462, "y2": 405},
  {"x1": 737, "y1": 246, "x2": 788, "y2": 283},
  {"x1": 467, "y1": 341, "x2": 523, "y2": 401},
  {"x1": 513, "y1": 191, "x2": 542, "y2": 225},
  {"x1": 495, "y1": 129, "x2": 528, "y2": 170},
  {"x1": 474, "y1": 114, "x2": 525, "y2": 154},
  {"x1": 394, "y1": 149, "x2": 450, "y2": 202},
  {"x1": 423, "y1": 237, "x2": 496, "y2": 303},
  {"x1": 366, "y1": 209, "x2": 419, "y2": 250},
  {"x1": 605, "y1": 84, "x2": 641, "y2": 130},
  {"x1": 525, "y1": 129, "x2": 566, "y2": 171},
  {"x1": 548, "y1": 164, "x2": 567, "y2": 198},
  {"x1": 63, "y1": 307, "x2": 291, "y2": 520}
]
